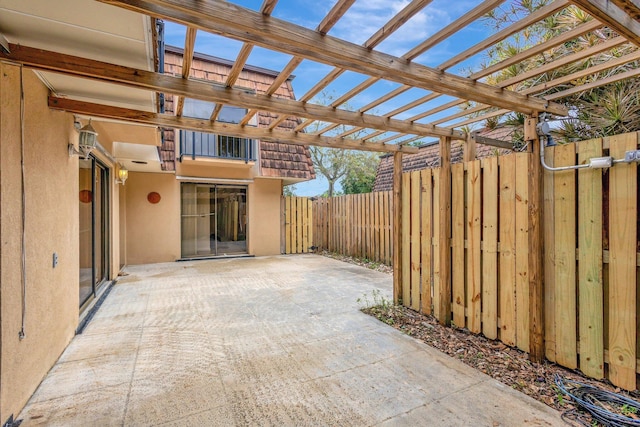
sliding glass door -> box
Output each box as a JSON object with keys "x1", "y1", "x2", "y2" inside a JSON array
[
  {"x1": 79, "y1": 157, "x2": 109, "y2": 308},
  {"x1": 181, "y1": 183, "x2": 247, "y2": 258}
]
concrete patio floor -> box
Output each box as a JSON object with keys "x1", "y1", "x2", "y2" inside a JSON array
[{"x1": 18, "y1": 255, "x2": 562, "y2": 426}]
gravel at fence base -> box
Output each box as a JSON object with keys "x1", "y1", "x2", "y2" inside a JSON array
[{"x1": 319, "y1": 250, "x2": 393, "y2": 274}]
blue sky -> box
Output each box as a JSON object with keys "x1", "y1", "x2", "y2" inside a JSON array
[{"x1": 163, "y1": 0, "x2": 496, "y2": 196}]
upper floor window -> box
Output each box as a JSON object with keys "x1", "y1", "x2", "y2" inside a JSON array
[
  {"x1": 180, "y1": 131, "x2": 256, "y2": 162},
  {"x1": 179, "y1": 98, "x2": 257, "y2": 162}
]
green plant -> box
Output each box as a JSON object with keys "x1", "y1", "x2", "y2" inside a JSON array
[{"x1": 621, "y1": 404, "x2": 638, "y2": 416}]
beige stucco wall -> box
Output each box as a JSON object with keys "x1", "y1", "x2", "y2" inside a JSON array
[
  {"x1": 249, "y1": 178, "x2": 283, "y2": 256},
  {"x1": 124, "y1": 174, "x2": 284, "y2": 263},
  {"x1": 0, "y1": 65, "x2": 78, "y2": 422},
  {"x1": 124, "y1": 172, "x2": 181, "y2": 264}
]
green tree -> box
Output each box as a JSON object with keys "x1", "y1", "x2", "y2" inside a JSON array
[
  {"x1": 283, "y1": 184, "x2": 297, "y2": 197},
  {"x1": 342, "y1": 151, "x2": 380, "y2": 194},
  {"x1": 309, "y1": 146, "x2": 350, "y2": 197},
  {"x1": 306, "y1": 90, "x2": 384, "y2": 197}
]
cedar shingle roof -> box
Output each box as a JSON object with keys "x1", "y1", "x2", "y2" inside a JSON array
[
  {"x1": 373, "y1": 134, "x2": 511, "y2": 192},
  {"x1": 160, "y1": 46, "x2": 314, "y2": 180}
]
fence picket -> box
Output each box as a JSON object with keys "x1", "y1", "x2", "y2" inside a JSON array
[
  {"x1": 499, "y1": 155, "x2": 516, "y2": 346},
  {"x1": 544, "y1": 146, "x2": 557, "y2": 362},
  {"x1": 608, "y1": 133, "x2": 638, "y2": 390},
  {"x1": 285, "y1": 196, "x2": 292, "y2": 254},
  {"x1": 411, "y1": 172, "x2": 421, "y2": 311},
  {"x1": 482, "y1": 156, "x2": 499, "y2": 340},
  {"x1": 515, "y1": 153, "x2": 530, "y2": 352},
  {"x1": 578, "y1": 138, "x2": 604, "y2": 379},
  {"x1": 451, "y1": 163, "x2": 465, "y2": 327},
  {"x1": 402, "y1": 173, "x2": 411, "y2": 307},
  {"x1": 553, "y1": 143, "x2": 578, "y2": 369},
  {"x1": 466, "y1": 160, "x2": 481, "y2": 333},
  {"x1": 421, "y1": 169, "x2": 433, "y2": 315},
  {"x1": 432, "y1": 171, "x2": 442, "y2": 321}
]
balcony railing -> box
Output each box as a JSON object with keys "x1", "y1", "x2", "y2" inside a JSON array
[{"x1": 180, "y1": 131, "x2": 256, "y2": 163}]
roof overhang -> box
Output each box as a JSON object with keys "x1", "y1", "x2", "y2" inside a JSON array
[{"x1": 0, "y1": 0, "x2": 156, "y2": 112}]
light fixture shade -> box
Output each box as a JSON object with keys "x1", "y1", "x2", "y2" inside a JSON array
[
  {"x1": 116, "y1": 164, "x2": 128, "y2": 185},
  {"x1": 78, "y1": 119, "x2": 98, "y2": 157}
]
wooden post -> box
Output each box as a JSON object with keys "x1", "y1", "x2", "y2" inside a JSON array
[
  {"x1": 464, "y1": 133, "x2": 477, "y2": 162},
  {"x1": 393, "y1": 152, "x2": 403, "y2": 305},
  {"x1": 438, "y1": 137, "x2": 452, "y2": 326},
  {"x1": 525, "y1": 115, "x2": 545, "y2": 363}
]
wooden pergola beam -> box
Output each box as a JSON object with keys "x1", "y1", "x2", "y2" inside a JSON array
[
  {"x1": 283, "y1": 0, "x2": 433, "y2": 131},
  {"x1": 471, "y1": 19, "x2": 602, "y2": 80},
  {"x1": 524, "y1": 115, "x2": 545, "y2": 363},
  {"x1": 438, "y1": 0, "x2": 570, "y2": 71},
  {"x1": 48, "y1": 96, "x2": 419, "y2": 153},
  {"x1": 175, "y1": 26, "x2": 197, "y2": 116},
  {"x1": 471, "y1": 133, "x2": 514, "y2": 150},
  {"x1": 403, "y1": 0, "x2": 506, "y2": 61},
  {"x1": 240, "y1": 0, "x2": 355, "y2": 125},
  {"x1": 437, "y1": 136, "x2": 452, "y2": 326},
  {"x1": 2, "y1": 44, "x2": 465, "y2": 140},
  {"x1": 571, "y1": 0, "x2": 640, "y2": 46},
  {"x1": 99, "y1": 0, "x2": 568, "y2": 116},
  {"x1": 454, "y1": 50, "x2": 640, "y2": 128},
  {"x1": 498, "y1": 36, "x2": 628, "y2": 89}
]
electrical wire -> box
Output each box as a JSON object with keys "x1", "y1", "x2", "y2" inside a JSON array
[
  {"x1": 19, "y1": 64, "x2": 27, "y2": 340},
  {"x1": 555, "y1": 374, "x2": 640, "y2": 427}
]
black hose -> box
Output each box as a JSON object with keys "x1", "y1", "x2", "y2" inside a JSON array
[{"x1": 555, "y1": 374, "x2": 640, "y2": 427}]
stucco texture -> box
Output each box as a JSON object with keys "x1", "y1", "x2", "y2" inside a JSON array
[
  {"x1": 1, "y1": 65, "x2": 78, "y2": 422},
  {"x1": 124, "y1": 172, "x2": 181, "y2": 265}
]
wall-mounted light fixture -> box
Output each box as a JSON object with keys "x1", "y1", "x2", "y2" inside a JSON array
[
  {"x1": 69, "y1": 119, "x2": 98, "y2": 158},
  {"x1": 115, "y1": 163, "x2": 128, "y2": 185}
]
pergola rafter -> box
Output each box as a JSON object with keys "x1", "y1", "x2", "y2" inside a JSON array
[
  {"x1": 101, "y1": 0, "x2": 566, "y2": 116},
  {"x1": 2, "y1": 0, "x2": 636, "y2": 150},
  {"x1": 1, "y1": 44, "x2": 465, "y2": 142},
  {"x1": 48, "y1": 96, "x2": 418, "y2": 153}
]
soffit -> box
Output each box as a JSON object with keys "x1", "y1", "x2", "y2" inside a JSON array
[{"x1": 0, "y1": 0, "x2": 156, "y2": 111}]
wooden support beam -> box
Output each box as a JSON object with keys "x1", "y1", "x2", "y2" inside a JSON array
[
  {"x1": 175, "y1": 26, "x2": 197, "y2": 116},
  {"x1": 438, "y1": 136, "x2": 452, "y2": 326},
  {"x1": 48, "y1": 96, "x2": 419, "y2": 153},
  {"x1": 240, "y1": 0, "x2": 354, "y2": 125},
  {"x1": 1, "y1": 44, "x2": 465, "y2": 140},
  {"x1": 497, "y1": 36, "x2": 628, "y2": 89},
  {"x1": 570, "y1": 0, "x2": 640, "y2": 45},
  {"x1": 260, "y1": 0, "x2": 278, "y2": 15},
  {"x1": 464, "y1": 133, "x2": 476, "y2": 162},
  {"x1": 99, "y1": 0, "x2": 568, "y2": 116},
  {"x1": 524, "y1": 115, "x2": 545, "y2": 363},
  {"x1": 471, "y1": 133, "x2": 514, "y2": 150},
  {"x1": 393, "y1": 152, "x2": 403, "y2": 304},
  {"x1": 317, "y1": 0, "x2": 356, "y2": 34},
  {"x1": 364, "y1": 0, "x2": 435, "y2": 49},
  {"x1": 438, "y1": 0, "x2": 570, "y2": 71},
  {"x1": 471, "y1": 19, "x2": 602, "y2": 80},
  {"x1": 544, "y1": 66, "x2": 640, "y2": 100},
  {"x1": 403, "y1": 0, "x2": 506, "y2": 61}
]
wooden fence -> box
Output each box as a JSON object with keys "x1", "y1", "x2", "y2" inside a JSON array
[
  {"x1": 283, "y1": 196, "x2": 313, "y2": 254},
  {"x1": 285, "y1": 132, "x2": 640, "y2": 390},
  {"x1": 312, "y1": 192, "x2": 393, "y2": 265}
]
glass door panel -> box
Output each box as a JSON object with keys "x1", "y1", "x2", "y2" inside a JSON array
[
  {"x1": 78, "y1": 157, "x2": 109, "y2": 308},
  {"x1": 79, "y1": 159, "x2": 93, "y2": 305},
  {"x1": 216, "y1": 186, "x2": 247, "y2": 255},
  {"x1": 181, "y1": 184, "x2": 247, "y2": 257}
]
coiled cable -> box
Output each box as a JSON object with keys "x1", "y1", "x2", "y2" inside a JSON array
[{"x1": 555, "y1": 374, "x2": 640, "y2": 427}]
